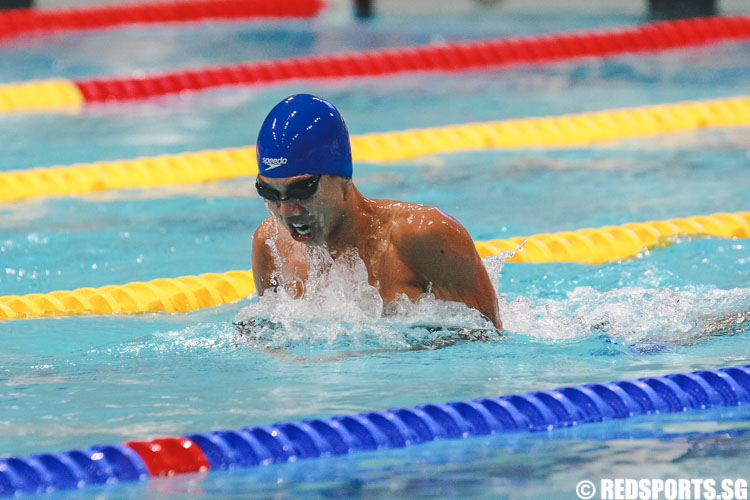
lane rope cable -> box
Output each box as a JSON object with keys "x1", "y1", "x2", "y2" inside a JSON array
[
  {"x1": 0, "y1": 0, "x2": 323, "y2": 43},
  {"x1": 1, "y1": 210, "x2": 748, "y2": 320},
  {"x1": 2, "y1": 95, "x2": 749, "y2": 204},
  {"x1": 1, "y1": 14, "x2": 748, "y2": 113},
  {"x1": 1, "y1": 364, "x2": 749, "y2": 496}
]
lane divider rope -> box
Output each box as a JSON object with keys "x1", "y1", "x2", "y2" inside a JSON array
[
  {"x1": 1, "y1": 14, "x2": 748, "y2": 113},
  {"x1": 1, "y1": 211, "x2": 748, "y2": 320},
  {"x1": 0, "y1": 79, "x2": 83, "y2": 114},
  {"x1": 0, "y1": 270, "x2": 256, "y2": 320},
  {"x1": 1, "y1": 364, "x2": 749, "y2": 496},
  {"x1": 474, "y1": 211, "x2": 750, "y2": 263},
  {"x1": 0, "y1": 0, "x2": 323, "y2": 42},
  {"x1": 0, "y1": 147, "x2": 255, "y2": 203},
  {"x1": 2, "y1": 95, "x2": 749, "y2": 203},
  {"x1": 351, "y1": 95, "x2": 750, "y2": 161}
]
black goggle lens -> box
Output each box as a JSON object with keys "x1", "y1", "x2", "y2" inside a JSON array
[{"x1": 255, "y1": 175, "x2": 321, "y2": 202}]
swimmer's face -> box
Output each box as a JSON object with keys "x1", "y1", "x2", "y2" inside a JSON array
[{"x1": 256, "y1": 174, "x2": 348, "y2": 245}]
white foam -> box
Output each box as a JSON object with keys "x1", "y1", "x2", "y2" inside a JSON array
[
  {"x1": 501, "y1": 285, "x2": 750, "y2": 345},
  {"x1": 234, "y1": 247, "x2": 497, "y2": 354},
  {"x1": 105, "y1": 322, "x2": 239, "y2": 357},
  {"x1": 236, "y1": 240, "x2": 749, "y2": 354}
]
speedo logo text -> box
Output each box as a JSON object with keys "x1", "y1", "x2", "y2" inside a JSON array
[{"x1": 262, "y1": 157, "x2": 288, "y2": 169}]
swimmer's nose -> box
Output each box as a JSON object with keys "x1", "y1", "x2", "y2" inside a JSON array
[{"x1": 276, "y1": 200, "x2": 303, "y2": 217}]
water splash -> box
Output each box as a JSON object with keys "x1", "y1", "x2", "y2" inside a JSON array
[
  {"x1": 94, "y1": 322, "x2": 240, "y2": 358},
  {"x1": 234, "y1": 248, "x2": 499, "y2": 359},
  {"x1": 501, "y1": 285, "x2": 750, "y2": 347},
  {"x1": 238, "y1": 236, "x2": 748, "y2": 359}
]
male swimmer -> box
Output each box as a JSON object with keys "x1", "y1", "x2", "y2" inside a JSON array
[{"x1": 251, "y1": 94, "x2": 502, "y2": 329}]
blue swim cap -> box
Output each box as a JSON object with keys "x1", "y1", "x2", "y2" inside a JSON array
[{"x1": 256, "y1": 94, "x2": 353, "y2": 179}]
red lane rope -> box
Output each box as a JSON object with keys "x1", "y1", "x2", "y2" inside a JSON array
[
  {"x1": 71, "y1": 14, "x2": 750, "y2": 104},
  {"x1": 126, "y1": 437, "x2": 210, "y2": 477},
  {"x1": 0, "y1": 0, "x2": 324, "y2": 41}
]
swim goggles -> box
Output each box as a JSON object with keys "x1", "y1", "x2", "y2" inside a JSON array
[{"x1": 255, "y1": 175, "x2": 321, "y2": 202}]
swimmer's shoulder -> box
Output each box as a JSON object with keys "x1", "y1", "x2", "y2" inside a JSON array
[
  {"x1": 253, "y1": 215, "x2": 296, "y2": 246},
  {"x1": 385, "y1": 201, "x2": 469, "y2": 246},
  {"x1": 376, "y1": 200, "x2": 473, "y2": 254},
  {"x1": 253, "y1": 215, "x2": 275, "y2": 242},
  {"x1": 370, "y1": 198, "x2": 445, "y2": 225},
  {"x1": 253, "y1": 215, "x2": 302, "y2": 258},
  {"x1": 252, "y1": 217, "x2": 276, "y2": 277}
]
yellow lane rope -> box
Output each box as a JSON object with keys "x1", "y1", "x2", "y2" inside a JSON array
[
  {"x1": 2, "y1": 211, "x2": 748, "y2": 320},
  {"x1": 0, "y1": 80, "x2": 84, "y2": 114},
  {"x1": 0, "y1": 270, "x2": 256, "y2": 321},
  {"x1": 352, "y1": 96, "x2": 750, "y2": 161},
  {"x1": 475, "y1": 211, "x2": 750, "y2": 263},
  {"x1": 2, "y1": 96, "x2": 749, "y2": 204},
  {"x1": 0, "y1": 148, "x2": 255, "y2": 203}
]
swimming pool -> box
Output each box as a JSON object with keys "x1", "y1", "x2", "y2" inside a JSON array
[{"x1": 1, "y1": 0, "x2": 750, "y2": 497}]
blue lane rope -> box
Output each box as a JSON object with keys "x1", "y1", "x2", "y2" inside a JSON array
[{"x1": 2, "y1": 364, "x2": 749, "y2": 495}]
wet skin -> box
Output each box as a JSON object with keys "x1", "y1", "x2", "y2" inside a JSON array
[{"x1": 252, "y1": 174, "x2": 502, "y2": 329}]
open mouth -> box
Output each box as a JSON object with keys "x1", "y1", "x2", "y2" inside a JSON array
[{"x1": 289, "y1": 223, "x2": 315, "y2": 242}]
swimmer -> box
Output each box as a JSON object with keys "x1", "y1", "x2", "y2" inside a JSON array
[{"x1": 251, "y1": 94, "x2": 502, "y2": 329}]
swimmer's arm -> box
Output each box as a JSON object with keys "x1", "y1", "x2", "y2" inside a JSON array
[
  {"x1": 396, "y1": 209, "x2": 502, "y2": 329},
  {"x1": 252, "y1": 217, "x2": 277, "y2": 296}
]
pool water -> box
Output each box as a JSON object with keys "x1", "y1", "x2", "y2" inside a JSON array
[{"x1": 1, "y1": 2, "x2": 750, "y2": 498}]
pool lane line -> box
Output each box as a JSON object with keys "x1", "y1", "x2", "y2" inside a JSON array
[
  {"x1": 475, "y1": 211, "x2": 750, "y2": 263},
  {"x1": 1, "y1": 14, "x2": 749, "y2": 114},
  {"x1": 1, "y1": 364, "x2": 749, "y2": 496},
  {"x1": 1, "y1": 210, "x2": 748, "y2": 321},
  {"x1": 0, "y1": 79, "x2": 84, "y2": 114},
  {"x1": 0, "y1": 0, "x2": 323, "y2": 43},
  {"x1": 0, "y1": 147, "x2": 255, "y2": 204},
  {"x1": 1, "y1": 95, "x2": 749, "y2": 204},
  {"x1": 0, "y1": 270, "x2": 257, "y2": 321}
]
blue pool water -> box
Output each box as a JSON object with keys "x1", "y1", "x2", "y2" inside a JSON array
[{"x1": 1, "y1": 2, "x2": 750, "y2": 498}]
